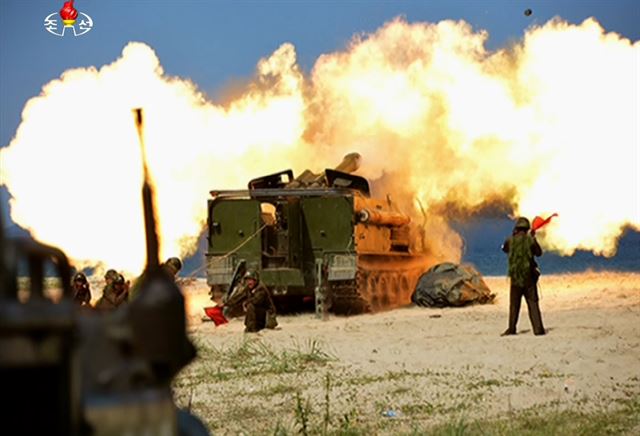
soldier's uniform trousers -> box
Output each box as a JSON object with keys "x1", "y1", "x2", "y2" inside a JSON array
[{"x1": 508, "y1": 283, "x2": 545, "y2": 335}]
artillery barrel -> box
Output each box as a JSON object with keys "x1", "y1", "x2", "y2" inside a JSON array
[
  {"x1": 357, "y1": 208, "x2": 411, "y2": 226},
  {"x1": 354, "y1": 196, "x2": 410, "y2": 227},
  {"x1": 334, "y1": 152, "x2": 361, "y2": 174},
  {"x1": 288, "y1": 152, "x2": 362, "y2": 188}
]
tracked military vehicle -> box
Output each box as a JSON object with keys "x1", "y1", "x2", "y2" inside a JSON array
[{"x1": 206, "y1": 153, "x2": 433, "y2": 315}]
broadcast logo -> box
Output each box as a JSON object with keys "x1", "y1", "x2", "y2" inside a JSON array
[{"x1": 44, "y1": 1, "x2": 93, "y2": 37}]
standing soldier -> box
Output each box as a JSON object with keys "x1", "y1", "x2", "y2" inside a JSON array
[
  {"x1": 71, "y1": 272, "x2": 91, "y2": 306},
  {"x1": 240, "y1": 270, "x2": 277, "y2": 333},
  {"x1": 501, "y1": 217, "x2": 546, "y2": 336}
]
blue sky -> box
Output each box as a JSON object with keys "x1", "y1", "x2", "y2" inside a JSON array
[{"x1": 1, "y1": 0, "x2": 638, "y2": 272}]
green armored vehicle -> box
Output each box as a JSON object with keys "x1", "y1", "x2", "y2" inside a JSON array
[{"x1": 206, "y1": 153, "x2": 433, "y2": 315}]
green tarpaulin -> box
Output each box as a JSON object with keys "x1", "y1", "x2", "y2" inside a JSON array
[{"x1": 411, "y1": 263, "x2": 495, "y2": 307}]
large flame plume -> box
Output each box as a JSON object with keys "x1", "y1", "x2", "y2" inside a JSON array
[{"x1": 1, "y1": 17, "x2": 638, "y2": 273}]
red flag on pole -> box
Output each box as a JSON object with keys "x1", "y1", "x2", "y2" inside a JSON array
[{"x1": 532, "y1": 213, "x2": 558, "y2": 232}]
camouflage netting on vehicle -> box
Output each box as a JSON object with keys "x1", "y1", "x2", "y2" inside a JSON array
[{"x1": 411, "y1": 263, "x2": 495, "y2": 308}]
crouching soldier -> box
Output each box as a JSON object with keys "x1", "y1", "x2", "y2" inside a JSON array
[
  {"x1": 71, "y1": 272, "x2": 92, "y2": 306},
  {"x1": 501, "y1": 217, "x2": 546, "y2": 336},
  {"x1": 236, "y1": 271, "x2": 277, "y2": 333},
  {"x1": 162, "y1": 257, "x2": 182, "y2": 280},
  {"x1": 129, "y1": 257, "x2": 182, "y2": 301},
  {"x1": 96, "y1": 270, "x2": 128, "y2": 310}
]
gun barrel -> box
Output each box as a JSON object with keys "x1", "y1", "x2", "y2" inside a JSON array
[
  {"x1": 334, "y1": 152, "x2": 361, "y2": 174},
  {"x1": 354, "y1": 196, "x2": 410, "y2": 227},
  {"x1": 133, "y1": 108, "x2": 159, "y2": 269}
]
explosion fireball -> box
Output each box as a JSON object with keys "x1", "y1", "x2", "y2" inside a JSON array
[{"x1": 0, "y1": 17, "x2": 638, "y2": 274}]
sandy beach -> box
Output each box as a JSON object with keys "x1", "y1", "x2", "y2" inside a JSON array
[{"x1": 174, "y1": 271, "x2": 640, "y2": 434}]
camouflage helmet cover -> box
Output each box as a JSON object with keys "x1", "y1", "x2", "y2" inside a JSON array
[
  {"x1": 515, "y1": 217, "x2": 531, "y2": 230},
  {"x1": 104, "y1": 269, "x2": 119, "y2": 281}
]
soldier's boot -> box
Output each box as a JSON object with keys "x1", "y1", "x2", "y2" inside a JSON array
[
  {"x1": 525, "y1": 297, "x2": 545, "y2": 335},
  {"x1": 244, "y1": 305, "x2": 258, "y2": 333},
  {"x1": 502, "y1": 286, "x2": 522, "y2": 335}
]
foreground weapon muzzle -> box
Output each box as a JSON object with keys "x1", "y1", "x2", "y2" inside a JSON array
[
  {"x1": 134, "y1": 107, "x2": 159, "y2": 269},
  {"x1": 129, "y1": 108, "x2": 195, "y2": 382}
]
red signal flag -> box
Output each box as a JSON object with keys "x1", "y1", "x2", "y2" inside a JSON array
[
  {"x1": 532, "y1": 213, "x2": 558, "y2": 232},
  {"x1": 204, "y1": 306, "x2": 228, "y2": 326}
]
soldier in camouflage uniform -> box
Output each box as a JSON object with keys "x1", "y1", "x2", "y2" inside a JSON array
[
  {"x1": 239, "y1": 271, "x2": 276, "y2": 333},
  {"x1": 71, "y1": 272, "x2": 92, "y2": 306},
  {"x1": 501, "y1": 217, "x2": 546, "y2": 336},
  {"x1": 96, "y1": 270, "x2": 128, "y2": 310}
]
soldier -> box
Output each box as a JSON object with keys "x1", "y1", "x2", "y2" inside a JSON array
[
  {"x1": 115, "y1": 273, "x2": 130, "y2": 301},
  {"x1": 129, "y1": 257, "x2": 182, "y2": 300},
  {"x1": 162, "y1": 257, "x2": 182, "y2": 279},
  {"x1": 501, "y1": 217, "x2": 546, "y2": 336},
  {"x1": 71, "y1": 272, "x2": 91, "y2": 306},
  {"x1": 105, "y1": 269, "x2": 119, "y2": 286},
  {"x1": 96, "y1": 270, "x2": 128, "y2": 310},
  {"x1": 240, "y1": 270, "x2": 277, "y2": 333}
]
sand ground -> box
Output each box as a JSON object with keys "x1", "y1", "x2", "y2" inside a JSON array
[{"x1": 175, "y1": 272, "x2": 639, "y2": 434}]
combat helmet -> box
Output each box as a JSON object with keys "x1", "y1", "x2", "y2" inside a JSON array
[
  {"x1": 115, "y1": 274, "x2": 125, "y2": 285},
  {"x1": 165, "y1": 257, "x2": 182, "y2": 271},
  {"x1": 163, "y1": 257, "x2": 182, "y2": 275},
  {"x1": 243, "y1": 270, "x2": 259, "y2": 281},
  {"x1": 515, "y1": 217, "x2": 531, "y2": 230},
  {"x1": 73, "y1": 272, "x2": 87, "y2": 283},
  {"x1": 104, "y1": 269, "x2": 119, "y2": 282}
]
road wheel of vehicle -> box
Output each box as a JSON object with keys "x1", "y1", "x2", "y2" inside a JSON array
[{"x1": 379, "y1": 276, "x2": 390, "y2": 308}]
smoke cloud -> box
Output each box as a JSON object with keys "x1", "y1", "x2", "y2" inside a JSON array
[{"x1": 1, "y1": 17, "x2": 637, "y2": 273}]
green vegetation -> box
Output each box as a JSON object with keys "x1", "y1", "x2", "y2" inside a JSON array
[
  {"x1": 175, "y1": 337, "x2": 335, "y2": 390},
  {"x1": 423, "y1": 395, "x2": 640, "y2": 436},
  {"x1": 174, "y1": 337, "x2": 639, "y2": 435},
  {"x1": 272, "y1": 395, "x2": 640, "y2": 436}
]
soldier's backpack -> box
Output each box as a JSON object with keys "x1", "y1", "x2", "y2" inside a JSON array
[{"x1": 508, "y1": 233, "x2": 535, "y2": 287}]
